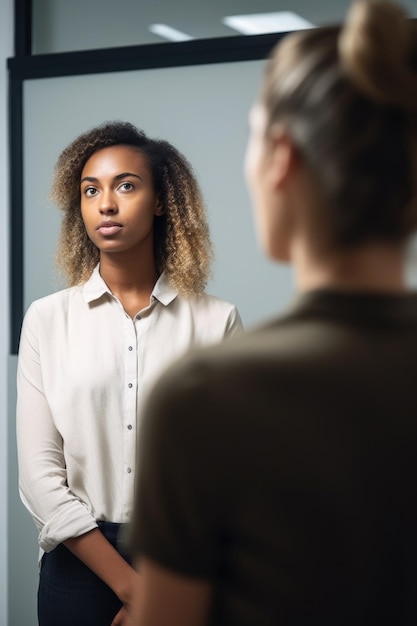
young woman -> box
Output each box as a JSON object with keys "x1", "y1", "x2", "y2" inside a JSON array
[
  {"x1": 128, "y1": 2, "x2": 417, "y2": 625},
  {"x1": 16, "y1": 121, "x2": 242, "y2": 626}
]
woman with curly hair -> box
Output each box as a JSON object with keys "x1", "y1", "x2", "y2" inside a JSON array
[{"x1": 16, "y1": 121, "x2": 242, "y2": 626}]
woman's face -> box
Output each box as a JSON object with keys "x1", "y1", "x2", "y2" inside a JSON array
[
  {"x1": 244, "y1": 104, "x2": 293, "y2": 262},
  {"x1": 80, "y1": 144, "x2": 163, "y2": 256}
]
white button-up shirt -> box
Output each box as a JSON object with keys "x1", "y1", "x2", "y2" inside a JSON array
[{"x1": 16, "y1": 265, "x2": 242, "y2": 553}]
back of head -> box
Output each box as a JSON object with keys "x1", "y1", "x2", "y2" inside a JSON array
[{"x1": 260, "y1": 0, "x2": 417, "y2": 247}]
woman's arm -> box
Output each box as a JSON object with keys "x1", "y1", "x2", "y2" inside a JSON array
[
  {"x1": 65, "y1": 528, "x2": 140, "y2": 625},
  {"x1": 65, "y1": 529, "x2": 140, "y2": 605},
  {"x1": 16, "y1": 302, "x2": 98, "y2": 550},
  {"x1": 18, "y1": 304, "x2": 140, "y2": 620}
]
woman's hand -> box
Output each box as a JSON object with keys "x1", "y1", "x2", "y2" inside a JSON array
[
  {"x1": 64, "y1": 529, "x2": 141, "y2": 619},
  {"x1": 115, "y1": 568, "x2": 141, "y2": 612},
  {"x1": 111, "y1": 605, "x2": 133, "y2": 626},
  {"x1": 111, "y1": 569, "x2": 141, "y2": 626}
]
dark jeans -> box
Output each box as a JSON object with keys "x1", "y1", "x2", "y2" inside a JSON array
[{"x1": 38, "y1": 521, "x2": 131, "y2": 626}]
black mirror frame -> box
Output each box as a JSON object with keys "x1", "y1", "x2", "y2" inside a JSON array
[{"x1": 8, "y1": 0, "x2": 285, "y2": 354}]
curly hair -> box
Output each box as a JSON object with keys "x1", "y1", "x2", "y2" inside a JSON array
[
  {"x1": 51, "y1": 121, "x2": 213, "y2": 295},
  {"x1": 260, "y1": 0, "x2": 417, "y2": 247}
]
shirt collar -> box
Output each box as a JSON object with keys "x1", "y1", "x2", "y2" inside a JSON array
[
  {"x1": 83, "y1": 265, "x2": 109, "y2": 303},
  {"x1": 83, "y1": 264, "x2": 178, "y2": 306},
  {"x1": 151, "y1": 272, "x2": 178, "y2": 306}
]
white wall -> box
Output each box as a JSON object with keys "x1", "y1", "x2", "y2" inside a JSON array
[{"x1": 0, "y1": 0, "x2": 12, "y2": 624}]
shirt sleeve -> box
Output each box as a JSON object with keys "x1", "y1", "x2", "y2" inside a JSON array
[
  {"x1": 16, "y1": 302, "x2": 98, "y2": 553},
  {"x1": 224, "y1": 305, "x2": 244, "y2": 338}
]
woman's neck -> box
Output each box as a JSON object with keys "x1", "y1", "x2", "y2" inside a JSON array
[
  {"x1": 98, "y1": 251, "x2": 159, "y2": 316},
  {"x1": 292, "y1": 240, "x2": 407, "y2": 295}
]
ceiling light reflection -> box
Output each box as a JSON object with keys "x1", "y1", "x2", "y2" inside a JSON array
[
  {"x1": 149, "y1": 23, "x2": 194, "y2": 42},
  {"x1": 223, "y1": 11, "x2": 314, "y2": 35}
]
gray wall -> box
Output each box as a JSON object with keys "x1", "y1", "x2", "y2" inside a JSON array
[
  {"x1": 31, "y1": 0, "x2": 417, "y2": 54},
  {"x1": 1, "y1": 1, "x2": 12, "y2": 624}
]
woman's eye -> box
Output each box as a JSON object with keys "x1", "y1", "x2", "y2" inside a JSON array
[
  {"x1": 119, "y1": 182, "x2": 134, "y2": 192},
  {"x1": 84, "y1": 187, "x2": 98, "y2": 197}
]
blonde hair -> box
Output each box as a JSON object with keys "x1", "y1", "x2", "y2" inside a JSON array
[
  {"x1": 260, "y1": 0, "x2": 417, "y2": 246},
  {"x1": 339, "y1": 0, "x2": 417, "y2": 110},
  {"x1": 51, "y1": 121, "x2": 213, "y2": 295}
]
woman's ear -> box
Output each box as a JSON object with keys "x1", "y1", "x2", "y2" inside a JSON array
[
  {"x1": 154, "y1": 197, "x2": 164, "y2": 216},
  {"x1": 268, "y1": 126, "x2": 299, "y2": 191}
]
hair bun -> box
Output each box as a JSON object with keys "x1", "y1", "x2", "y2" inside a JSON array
[{"x1": 338, "y1": 0, "x2": 417, "y2": 111}]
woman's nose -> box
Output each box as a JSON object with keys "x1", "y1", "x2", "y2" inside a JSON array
[{"x1": 99, "y1": 190, "x2": 118, "y2": 214}]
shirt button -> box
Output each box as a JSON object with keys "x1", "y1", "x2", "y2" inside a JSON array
[
  {"x1": 127, "y1": 467, "x2": 132, "y2": 473},
  {"x1": 127, "y1": 424, "x2": 133, "y2": 430},
  {"x1": 128, "y1": 383, "x2": 133, "y2": 388},
  {"x1": 128, "y1": 346, "x2": 133, "y2": 351}
]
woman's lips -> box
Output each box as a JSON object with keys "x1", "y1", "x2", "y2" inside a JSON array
[{"x1": 96, "y1": 222, "x2": 123, "y2": 236}]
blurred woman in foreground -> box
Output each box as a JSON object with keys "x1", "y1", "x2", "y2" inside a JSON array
[{"x1": 128, "y1": 2, "x2": 417, "y2": 625}]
